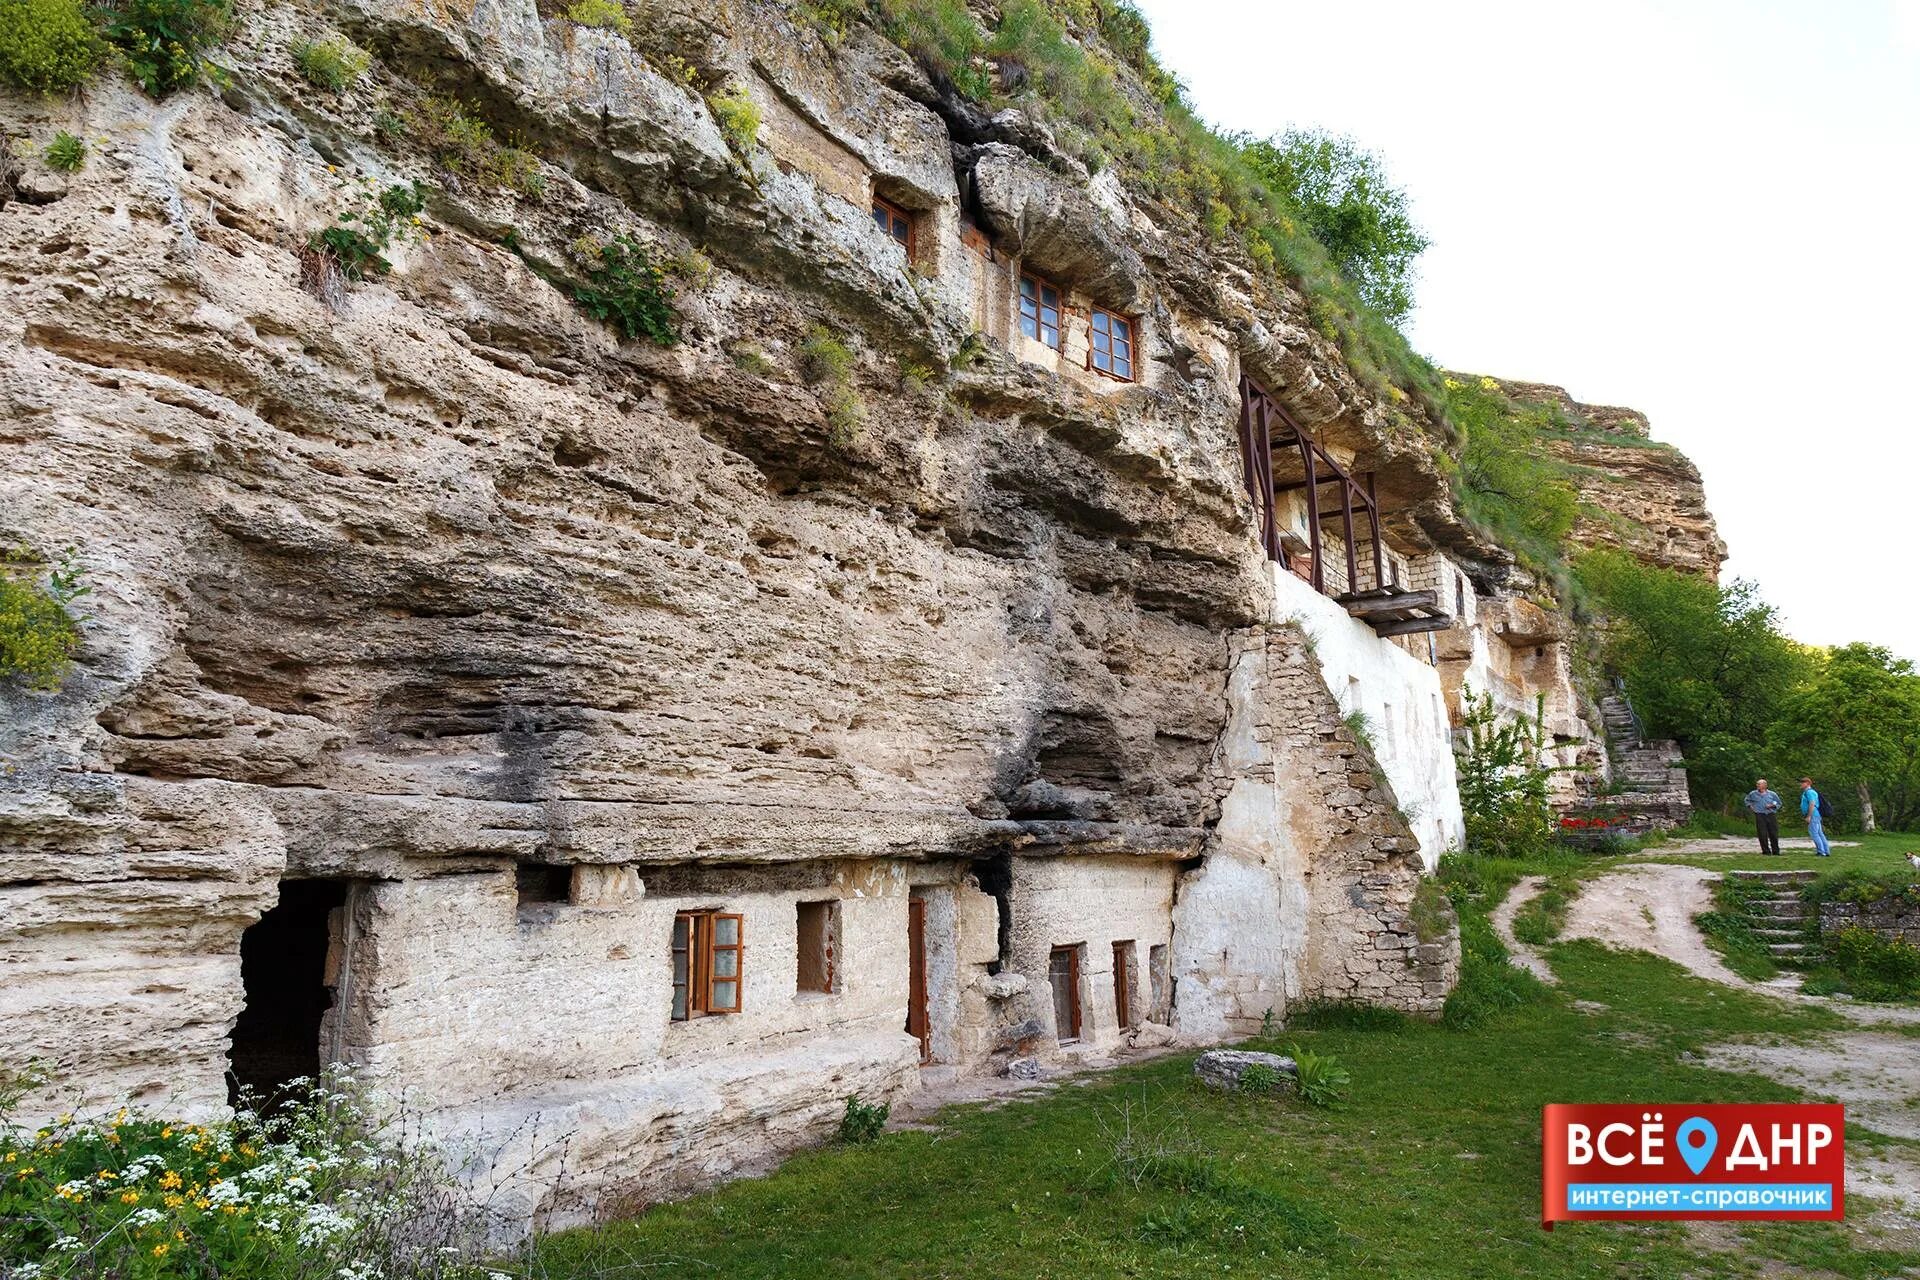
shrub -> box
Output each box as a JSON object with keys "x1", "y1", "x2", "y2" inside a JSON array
[
  {"x1": 1236, "y1": 1062, "x2": 1283, "y2": 1094},
  {"x1": 43, "y1": 130, "x2": 86, "y2": 172},
  {"x1": 291, "y1": 33, "x2": 371, "y2": 92},
  {"x1": 707, "y1": 85, "x2": 760, "y2": 155},
  {"x1": 98, "y1": 0, "x2": 231, "y2": 98},
  {"x1": 565, "y1": 0, "x2": 629, "y2": 31},
  {"x1": 0, "y1": 0, "x2": 106, "y2": 94},
  {"x1": 877, "y1": 0, "x2": 990, "y2": 97},
  {"x1": 571, "y1": 234, "x2": 677, "y2": 344},
  {"x1": 797, "y1": 0, "x2": 863, "y2": 43},
  {"x1": 0, "y1": 1067, "x2": 510, "y2": 1276},
  {"x1": 1454, "y1": 689, "x2": 1562, "y2": 859},
  {"x1": 0, "y1": 549, "x2": 86, "y2": 691},
  {"x1": 838, "y1": 1093, "x2": 889, "y2": 1144},
  {"x1": 1287, "y1": 1044, "x2": 1350, "y2": 1108},
  {"x1": 800, "y1": 325, "x2": 865, "y2": 446},
  {"x1": 1820, "y1": 926, "x2": 1920, "y2": 1002},
  {"x1": 309, "y1": 180, "x2": 427, "y2": 281},
  {"x1": 410, "y1": 97, "x2": 544, "y2": 195}
]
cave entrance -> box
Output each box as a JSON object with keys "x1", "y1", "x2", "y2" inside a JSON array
[{"x1": 228, "y1": 879, "x2": 354, "y2": 1108}]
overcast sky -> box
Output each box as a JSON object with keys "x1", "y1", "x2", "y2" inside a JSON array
[{"x1": 1132, "y1": 0, "x2": 1920, "y2": 659}]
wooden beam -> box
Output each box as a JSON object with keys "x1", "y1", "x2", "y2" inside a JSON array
[
  {"x1": 1372, "y1": 613, "x2": 1455, "y2": 638},
  {"x1": 1302, "y1": 434, "x2": 1322, "y2": 593},
  {"x1": 1341, "y1": 589, "x2": 1440, "y2": 617},
  {"x1": 1367, "y1": 472, "x2": 1386, "y2": 592}
]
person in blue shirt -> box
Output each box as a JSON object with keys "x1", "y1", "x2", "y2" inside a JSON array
[
  {"x1": 1800, "y1": 777, "x2": 1831, "y2": 857},
  {"x1": 1743, "y1": 779, "x2": 1783, "y2": 855}
]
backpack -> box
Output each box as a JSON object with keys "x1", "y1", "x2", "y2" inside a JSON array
[{"x1": 1817, "y1": 790, "x2": 1835, "y2": 822}]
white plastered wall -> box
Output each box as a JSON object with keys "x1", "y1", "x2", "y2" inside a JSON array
[{"x1": 1272, "y1": 567, "x2": 1465, "y2": 863}]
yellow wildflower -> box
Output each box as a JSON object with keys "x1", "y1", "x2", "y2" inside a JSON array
[
  {"x1": 153, "y1": 1243, "x2": 170, "y2": 1257},
  {"x1": 120, "y1": 1190, "x2": 141, "y2": 1204},
  {"x1": 1442, "y1": 376, "x2": 1463, "y2": 390},
  {"x1": 3, "y1": 1152, "x2": 14, "y2": 1163},
  {"x1": 160, "y1": 1170, "x2": 182, "y2": 1189},
  {"x1": 1478, "y1": 375, "x2": 1498, "y2": 391},
  {"x1": 161, "y1": 1127, "x2": 173, "y2": 1138},
  {"x1": 163, "y1": 1193, "x2": 186, "y2": 1208},
  {"x1": 97, "y1": 1170, "x2": 118, "y2": 1181}
]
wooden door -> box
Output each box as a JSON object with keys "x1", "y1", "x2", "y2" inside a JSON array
[
  {"x1": 1113, "y1": 941, "x2": 1134, "y2": 1031},
  {"x1": 1049, "y1": 945, "x2": 1081, "y2": 1043},
  {"x1": 906, "y1": 897, "x2": 930, "y2": 1063}
]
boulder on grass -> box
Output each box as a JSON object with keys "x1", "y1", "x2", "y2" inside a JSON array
[{"x1": 1193, "y1": 1049, "x2": 1297, "y2": 1092}]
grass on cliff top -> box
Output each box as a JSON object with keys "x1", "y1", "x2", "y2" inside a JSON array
[{"x1": 525, "y1": 894, "x2": 1910, "y2": 1280}]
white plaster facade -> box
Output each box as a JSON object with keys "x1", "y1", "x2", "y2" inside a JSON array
[{"x1": 1272, "y1": 567, "x2": 1466, "y2": 864}]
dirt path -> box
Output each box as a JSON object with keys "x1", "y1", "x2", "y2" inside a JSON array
[
  {"x1": 1504, "y1": 863, "x2": 1920, "y2": 1224},
  {"x1": 1488, "y1": 875, "x2": 1555, "y2": 982}
]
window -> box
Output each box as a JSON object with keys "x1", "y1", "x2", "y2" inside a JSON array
[
  {"x1": 1455, "y1": 573, "x2": 1465, "y2": 618},
  {"x1": 1113, "y1": 941, "x2": 1137, "y2": 1030},
  {"x1": 516, "y1": 863, "x2": 571, "y2": 915},
  {"x1": 1048, "y1": 944, "x2": 1082, "y2": 1043},
  {"x1": 671, "y1": 910, "x2": 745, "y2": 1021},
  {"x1": 1018, "y1": 272, "x2": 1062, "y2": 349},
  {"x1": 796, "y1": 900, "x2": 838, "y2": 995},
  {"x1": 872, "y1": 196, "x2": 913, "y2": 256},
  {"x1": 1088, "y1": 307, "x2": 1134, "y2": 380}
]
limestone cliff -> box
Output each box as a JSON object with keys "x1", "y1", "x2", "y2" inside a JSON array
[{"x1": 1491, "y1": 378, "x2": 1726, "y2": 578}]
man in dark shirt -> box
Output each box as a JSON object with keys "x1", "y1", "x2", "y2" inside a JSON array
[{"x1": 1744, "y1": 779, "x2": 1783, "y2": 856}]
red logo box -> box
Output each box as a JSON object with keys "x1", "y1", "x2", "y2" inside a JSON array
[{"x1": 1543, "y1": 1103, "x2": 1844, "y2": 1227}]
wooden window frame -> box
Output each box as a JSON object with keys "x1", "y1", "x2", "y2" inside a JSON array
[
  {"x1": 1112, "y1": 940, "x2": 1135, "y2": 1031},
  {"x1": 872, "y1": 195, "x2": 914, "y2": 259},
  {"x1": 1049, "y1": 944, "x2": 1082, "y2": 1043},
  {"x1": 671, "y1": 909, "x2": 746, "y2": 1021},
  {"x1": 1087, "y1": 306, "x2": 1136, "y2": 382},
  {"x1": 1018, "y1": 271, "x2": 1063, "y2": 351}
]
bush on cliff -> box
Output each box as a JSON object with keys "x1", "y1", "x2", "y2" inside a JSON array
[
  {"x1": 0, "y1": 0, "x2": 106, "y2": 94},
  {"x1": 98, "y1": 0, "x2": 231, "y2": 98},
  {"x1": 0, "y1": 548, "x2": 86, "y2": 692}
]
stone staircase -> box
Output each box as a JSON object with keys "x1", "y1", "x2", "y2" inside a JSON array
[
  {"x1": 1584, "y1": 692, "x2": 1692, "y2": 830},
  {"x1": 1725, "y1": 869, "x2": 1818, "y2": 960}
]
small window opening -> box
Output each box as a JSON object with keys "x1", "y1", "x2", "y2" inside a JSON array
[
  {"x1": 971, "y1": 856, "x2": 1013, "y2": 975},
  {"x1": 516, "y1": 863, "x2": 572, "y2": 913},
  {"x1": 872, "y1": 195, "x2": 913, "y2": 256},
  {"x1": 1089, "y1": 307, "x2": 1134, "y2": 381},
  {"x1": 1049, "y1": 944, "x2": 1083, "y2": 1043},
  {"x1": 1455, "y1": 574, "x2": 1466, "y2": 618},
  {"x1": 672, "y1": 909, "x2": 745, "y2": 1020},
  {"x1": 796, "y1": 899, "x2": 839, "y2": 994},
  {"x1": 1019, "y1": 272, "x2": 1062, "y2": 349}
]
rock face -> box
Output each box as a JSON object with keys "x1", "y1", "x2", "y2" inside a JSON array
[
  {"x1": 1, "y1": 0, "x2": 1734, "y2": 1234},
  {"x1": 1493, "y1": 379, "x2": 1727, "y2": 578}
]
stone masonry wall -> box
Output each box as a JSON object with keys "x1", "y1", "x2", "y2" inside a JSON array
[{"x1": 1819, "y1": 899, "x2": 1920, "y2": 947}]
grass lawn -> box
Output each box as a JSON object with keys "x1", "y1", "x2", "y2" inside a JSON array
[{"x1": 526, "y1": 866, "x2": 1920, "y2": 1280}]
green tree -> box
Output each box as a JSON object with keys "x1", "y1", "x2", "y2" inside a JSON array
[
  {"x1": 1454, "y1": 689, "x2": 1558, "y2": 857},
  {"x1": 1576, "y1": 551, "x2": 1811, "y2": 807},
  {"x1": 1240, "y1": 130, "x2": 1429, "y2": 324},
  {"x1": 1769, "y1": 644, "x2": 1920, "y2": 832}
]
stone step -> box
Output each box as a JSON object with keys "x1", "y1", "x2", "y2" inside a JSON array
[
  {"x1": 1750, "y1": 927, "x2": 1808, "y2": 940},
  {"x1": 1767, "y1": 942, "x2": 1810, "y2": 957},
  {"x1": 1728, "y1": 870, "x2": 1818, "y2": 884}
]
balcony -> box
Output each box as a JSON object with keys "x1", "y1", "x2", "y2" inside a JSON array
[{"x1": 1236, "y1": 375, "x2": 1453, "y2": 638}]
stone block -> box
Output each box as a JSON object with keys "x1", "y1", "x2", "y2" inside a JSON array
[{"x1": 1193, "y1": 1049, "x2": 1297, "y2": 1091}]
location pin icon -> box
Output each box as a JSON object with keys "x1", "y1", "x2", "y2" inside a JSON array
[{"x1": 1676, "y1": 1116, "x2": 1718, "y2": 1176}]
